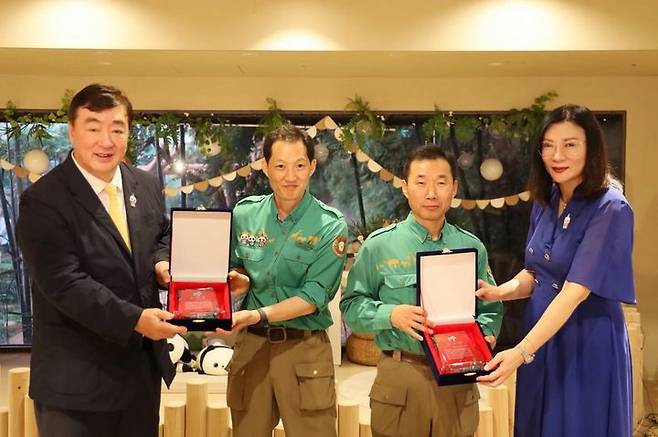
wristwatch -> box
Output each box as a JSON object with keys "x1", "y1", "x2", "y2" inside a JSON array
[
  {"x1": 515, "y1": 344, "x2": 535, "y2": 364},
  {"x1": 256, "y1": 307, "x2": 269, "y2": 324}
]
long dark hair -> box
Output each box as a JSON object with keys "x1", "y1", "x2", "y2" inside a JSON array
[{"x1": 527, "y1": 104, "x2": 617, "y2": 206}]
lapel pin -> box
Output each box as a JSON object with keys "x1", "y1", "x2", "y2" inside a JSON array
[
  {"x1": 129, "y1": 193, "x2": 137, "y2": 208},
  {"x1": 562, "y1": 213, "x2": 571, "y2": 230}
]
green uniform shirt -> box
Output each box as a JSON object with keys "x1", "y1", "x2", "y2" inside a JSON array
[
  {"x1": 231, "y1": 191, "x2": 348, "y2": 330},
  {"x1": 340, "y1": 213, "x2": 503, "y2": 355}
]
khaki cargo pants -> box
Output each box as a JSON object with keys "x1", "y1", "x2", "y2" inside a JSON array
[
  {"x1": 370, "y1": 352, "x2": 479, "y2": 437},
  {"x1": 227, "y1": 330, "x2": 337, "y2": 437}
]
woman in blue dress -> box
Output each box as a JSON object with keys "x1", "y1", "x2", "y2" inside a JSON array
[{"x1": 476, "y1": 104, "x2": 635, "y2": 437}]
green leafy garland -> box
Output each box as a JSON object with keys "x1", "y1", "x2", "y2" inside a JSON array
[
  {"x1": 3, "y1": 90, "x2": 72, "y2": 146},
  {"x1": 257, "y1": 98, "x2": 290, "y2": 137},
  {"x1": 2, "y1": 92, "x2": 557, "y2": 163},
  {"x1": 422, "y1": 90, "x2": 558, "y2": 144},
  {"x1": 339, "y1": 95, "x2": 386, "y2": 153}
]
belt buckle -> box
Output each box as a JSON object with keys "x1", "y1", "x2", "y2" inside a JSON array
[{"x1": 267, "y1": 327, "x2": 287, "y2": 343}]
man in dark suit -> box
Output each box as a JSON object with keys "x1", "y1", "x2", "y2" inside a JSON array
[{"x1": 17, "y1": 83, "x2": 186, "y2": 437}]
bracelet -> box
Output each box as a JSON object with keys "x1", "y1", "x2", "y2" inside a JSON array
[
  {"x1": 514, "y1": 344, "x2": 535, "y2": 364},
  {"x1": 256, "y1": 308, "x2": 269, "y2": 324}
]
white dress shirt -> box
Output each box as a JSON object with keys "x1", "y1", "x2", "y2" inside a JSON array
[{"x1": 71, "y1": 152, "x2": 128, "y2": 229}]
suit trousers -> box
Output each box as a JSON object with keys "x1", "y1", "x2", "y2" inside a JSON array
[
  {"x1": 34, "y1": 348, "x2": 161, "y2": 437},
  {"x1": 369, "y1": 352, "x2": 479, "y2": 437},
  {"x1": 227, "y1": 330, "x2": 337, "y2": 437}
]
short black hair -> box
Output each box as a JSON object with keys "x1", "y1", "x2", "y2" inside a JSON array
[
  {"x1": 263, "y1": 124, "x2": 315, "y2": 162},
  {"x1": 403, "y1": 145, "x2": 456, "y2": 181},
  {"x1": 68, "y1": 83, "x2": 134, "y2": 126},
  {"x1": 527, "y1": 104, "x2": 613, "y2": 206}
]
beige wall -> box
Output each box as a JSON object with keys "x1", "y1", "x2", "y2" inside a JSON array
[
  {"x1": 2, "y1": 74, "x2": 658, "y2": 378},
  {"x1": 3, "y1": 0, "x2": 658, "y2": 51}
]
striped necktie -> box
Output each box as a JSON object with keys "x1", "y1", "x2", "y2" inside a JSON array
[{"x1": 104, "y1": 183, "x2": 131, "y2": 251}]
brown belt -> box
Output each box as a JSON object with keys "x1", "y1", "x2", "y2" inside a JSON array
[
  {"x1": 383, "y1": 349, "x2": 429, "y2": 366},
  {"x1": 247, "y1": 326, "x2": 321, "y2": 343}
]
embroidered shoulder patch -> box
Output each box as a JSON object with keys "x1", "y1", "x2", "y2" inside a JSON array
[{"x1": 332, "y1": 236, "x2": 347, "y2": 257}]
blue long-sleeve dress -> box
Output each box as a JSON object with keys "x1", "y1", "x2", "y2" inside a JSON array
[{"x1": 515, "y1": 185, "x2": 635, "y2": 437}]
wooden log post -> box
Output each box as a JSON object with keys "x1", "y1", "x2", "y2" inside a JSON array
[
  {"x1": 185, "y1": 380, "x2": 208, "y2": 437},
  {"x1": 8, "y1": 367, "x2": 30, "y2": 437},
  {"x1": 502, "y1": 370, "x2": 516, "y2": 436},
  {"x1": 624, "y1": 305, "x2": 643, "y2": 428},
  {"x1": 1, "y1": 407, "x2": 9, "y2": 437},
  {"x1": 337, "y1": 402, "x2": 359, "y2": 437},
  {"x1": 627, "y1": 320, "x2": 643, "y2": 428},
  {"x1": 358, "y1": 422, "x2": 372, "y2": 437},
  {"x1": 479, "y1": 384, "x2": 509, "y2": 437},
  {"x1": 206, "y1": 402, "x2": 229, "y2": 437},
  {"x1": 476, "y1": 402, "x2": 494, "y2": 437},
  {"x1": 273, "y1": 420, "x2": 286, "y2": 437},
  {"x1": 23, "y1": 397, "x2": 37, "y2": 437},
  {"x1": 163, "y1": 400, "x2": 185, "y2": 437}
]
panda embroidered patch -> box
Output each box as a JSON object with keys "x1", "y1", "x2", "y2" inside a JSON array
[{"x1": 239, "y1": 231, "x2": 269, "y2": 248}]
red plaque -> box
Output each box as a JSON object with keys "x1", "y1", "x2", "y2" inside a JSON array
[
  {"x1": 175, "y1": 287, "x2": 225, "y2": 319},
  {"x1": 432, "y1": 330, "x2": 487, "y2": 374}
]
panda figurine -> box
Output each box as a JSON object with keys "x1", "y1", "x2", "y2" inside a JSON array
[
  {"x1": 197, "y1": 344, "x2": 233, "y2": 376},
  {"x1": 167, "y1": 334, "x2": 196, "y2": 372},
  {"x1": 167, "y1": 334, "x2": 188, "y2": 364}
]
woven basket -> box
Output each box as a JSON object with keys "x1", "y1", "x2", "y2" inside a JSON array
[{"x1": 346, "y1": 332, "x2": 380, "y2": 366}]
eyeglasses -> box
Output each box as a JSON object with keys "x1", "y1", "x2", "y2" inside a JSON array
[{"x1": 539, "y1": 140, "x2": 585, "y2": 158}]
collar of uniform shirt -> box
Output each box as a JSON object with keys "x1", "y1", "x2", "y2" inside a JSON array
[
  {"x1": 271, "y1": 189, "x2": 313, "y2": 224},
  {"x1": 406, "y1": 212, "x2": 451, "y2": 243}
]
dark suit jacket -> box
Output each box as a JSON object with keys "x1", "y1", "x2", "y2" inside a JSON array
[{"x1": 17, "y1": 155, "x2": 175, "y2": 412}]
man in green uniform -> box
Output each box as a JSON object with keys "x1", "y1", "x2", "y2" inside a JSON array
[
  {"x1": 340, "y1": 145, "x2": 503, "y2": 437},
  {"x1": 217, "y1": 124, "x2": 347, "y2": 437}
]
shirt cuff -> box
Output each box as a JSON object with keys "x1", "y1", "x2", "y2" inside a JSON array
[{"x1": 374, "y1": 304, "x2": 396, "y2": 330}]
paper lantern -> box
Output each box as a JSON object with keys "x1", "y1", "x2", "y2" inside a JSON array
[
  {"x1": 23, "y1": 149, "x2": 50, "y2": 174},
  {"x1": 457, "y1": 152, "x2": 474, "y2": 169},
  {"x1": 355, "y1": 119, "x2": 373, "y2": 136},
  {"x1": 480, "y1": 158, "x2": 503, "y2": 181}
]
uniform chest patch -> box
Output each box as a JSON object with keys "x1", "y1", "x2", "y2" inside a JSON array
[
  {"x1": 290, "y1": 231, "x2": 320, "y2": 250},
  {"x1": 239, "y1": 231, "x2": 269, "y2": 247}
]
